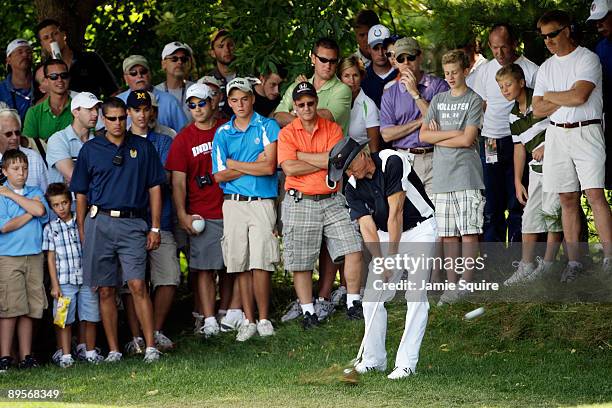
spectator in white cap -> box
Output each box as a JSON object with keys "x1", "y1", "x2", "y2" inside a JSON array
[
  {"x1": 588, "y1": 0, "x2": 612, "y2": 189},
  {"x1": 46, "y1": 92, "x2": 101, "y2": 184},
  {"x1": 0, "y1": 107, "x2": 47, "y2": 191},
  {"x1": 0, "y1": 39, "x2": 33, "y2": 122},
  {"x1": 361, "y1": 24, "x2": 397, "y2": 108},
  {"x1": 197, "y1": 75, "x2": 226, "y2": 120},
  {"x1": 117, "y1": 55, "x2": 188, "y2": 133},
  {"x1": 155, "y1": 41, "x2": 195, "y2": 120}
]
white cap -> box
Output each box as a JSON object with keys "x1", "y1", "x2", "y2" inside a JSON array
[
  {"x1": 197, "y1": 75, "x2": 223, "y2": 88},
  {"x1": 70, "y1": 92, "x2": 101, "y2": 111},
  {"x1": 226, "y1": 77, "x2": 253, "y2": 96},
  {"x1": 367, "y1": 24, "x2": 390, "y2": 47},
  {"x1": 587, "y1": 0, "x2": 612, "y2": 21},
  {"x1": 186, "y1": 83, "x2": 212, "y2": 102},
  {"x1": 6, "y1": 39, "x2": 31, "y2": 57},
  {"x1": 161, "y1": 41, "x2": 192, "y2": 59}
]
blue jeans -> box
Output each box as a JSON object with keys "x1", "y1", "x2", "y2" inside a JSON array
[{"x1": 479, "y1": 135, "x2": 525, "y2": 243}]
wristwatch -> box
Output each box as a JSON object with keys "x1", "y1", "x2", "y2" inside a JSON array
[
  {"x1": 413, "y1": 93, "x2": 422, "y2": 101},
  {"x1": 150, "y1": 227, "x2": 160, "y2": 234}
]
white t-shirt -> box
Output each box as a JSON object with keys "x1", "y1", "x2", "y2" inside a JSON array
[
  {"x1": 348, "y1": 89, "x2": 380, "y2": 144},
  {"x1": 466, "y1": 54, "x2": 488, "y2": 89},
  {"x1": 533, "y1": 46, "x2": 603, "y2": 123},
  {"x1": 473, "y1": 55, "x2": 539, "y2": 138}
]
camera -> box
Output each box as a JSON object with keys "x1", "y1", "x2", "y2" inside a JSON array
[{"x1": 196, "y1": 173, "x2": 213, "y2": 188}]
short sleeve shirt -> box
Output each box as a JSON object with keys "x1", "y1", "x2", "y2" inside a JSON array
[
  {"x1": 533, "y1": 46, "x2": 603, "y2": 123},
  {"x1": 211, "y1": 112, "x2": 279, "y2": 198},
  {"x1": 0, "y1": 73, "x2": 33, "y2": 122},
  {"x1": 275, "y1": 76, "x2": 352, "y2": 135},
  {"x1": 424, "y1": 88, "x2": 484, "y2": 193},
  {"x1": 70, "y1": 133, "x2": 166, "y2": 210},
  {"x1": 166, "y1": 121, "x2": 225, "y2": 219},
  {"x1": 20, "y1": 147, "x2": 48, "y2": 192},
  {"x1": 143, "y1": 130, "x2": 174, "y2": 230},
  {"x1": 345, "y1": 151, "x2": 434, "y2": 232},
  {"x1": 117, "y1": 88, "x2": 188, "y2": 133},
  {"x1": 277, "y1": 116, "x2": 343, "y2": 195},
  {"x1": 349, "y1": 89, "x2": 380, "y2": 145},
  {"x1": 42, "y1": 216, "x2": 83, "y2": 285},
  {"x1": 46, "y1": 124, "x2": 94, "y2": 184},
  {"x1": 22, "y1": 97, "x2": 73, "y2": 140}
]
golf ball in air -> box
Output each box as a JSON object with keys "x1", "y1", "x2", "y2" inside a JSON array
[{"x1": 464, "y1": 307, "x2": 485, "y2": 320}]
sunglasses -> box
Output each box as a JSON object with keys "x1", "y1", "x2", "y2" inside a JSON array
[
  {"x1": 46, "y1": 72, "x2": 70, "y2": 81},
  {"x1": 385, "y1": 51, "x2": 395, "y2": 58},
  {"x1": 128, "y1": 68, "x2": 149, "y2": 77},
  {"x1": 540, "y1": 26, "x2": 567, "y2": 40},
  {"x1": 396, "y1": 54, "x2": 418, "y2": 64},
  {"x1": 3, "y1": 130, "x2": 21, "y2": 138},
  {"x1": 314, "y1": 54, "x2": 339, "y2": 65},
  {"x1": 296, "y1": 101, "x2": 316, "y2": 109},
  {"x1": 165, "y1": 56, "x2": 190, "y2": 63},
  {"x1": 188, "y1": 100, "x2": 207, "y2": 109},
  {"x1": 104, "y1": 115, "x2": 127, "y2": 122}
]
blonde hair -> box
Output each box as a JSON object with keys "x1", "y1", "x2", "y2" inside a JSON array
[
  {"x1": 495, "y1": 63, "x2": 525, "y2": 83},
  {"x1": 337, "y1": 55, "x2": 366, "y2": 79},
  {"x1": 441, "y1": 50, "x2": 469, "y2": 70}
]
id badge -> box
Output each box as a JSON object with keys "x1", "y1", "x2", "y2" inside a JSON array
[
  {"x1": 90, "y1": 205, "x2": 98, "y2": 218},
  {"x1": 485, "y1": 138, "x2": 498, "y2": 164}
]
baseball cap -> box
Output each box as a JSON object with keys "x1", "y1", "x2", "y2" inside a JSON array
[
  {"x1": 394, "y1": 37, "x2": 421, "y2": 56},
  {"x1": 292, "y1": 81, "x2": 317, "y2": 100},
  {"x1": 126, "y1": 90, "x2": 152, "y2": 109},
  {"x1": 328, "y1": 137, "x2": 369, "y2": 182},
  {"x1": 587, "y1": 0, "x2": 612, "y2": 21},
  {"x1": 161, "y1": 41, "x2": 192, "y2": 59},
  {"x1": 226, "y1": 77, "x2": 253, "y2": 95},
  {"x1": 368, "y1": 24, "x2": 391, "y2": 47},
  {"x1": 6, "y1": 39, "x2": 31, "y2": 57},
  {"x1": 185, "y1": 83, "x2": 212, "y2": 102},
  {"x1": 210, "y1": 29, "x2": 230, "y2": 47},
  {"x1": 70, "y1": 92, "x2": 101, "y2": 111},
  {"x1": 197, "y1": 75, "x2": 223, "y2": 88},
  {"x1": 123, "y1": 55, "x2": 150, "y2": 73}
]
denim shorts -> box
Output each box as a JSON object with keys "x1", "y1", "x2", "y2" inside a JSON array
[{"x1": 53, "y1": 283, "x2": 100, "y2": 325}]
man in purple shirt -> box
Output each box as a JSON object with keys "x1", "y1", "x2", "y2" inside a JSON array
[{"x1": 380, "y1": 37, "x2": 449, "y2": 197}]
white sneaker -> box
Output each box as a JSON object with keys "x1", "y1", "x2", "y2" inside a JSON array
[
  {"x1": 105, "y1": 351, "x2": 123, "y2": 363},
  {"x1": 314, "y1": 298, "x2": 335, "y2": 321},
  {"x1": 199, "y1": 318, "x2": 220, "y2": 338},
  {"x1": 143, "y1": 347, "x2": 161, "y2": 363},
  {"x1": 330, "y1": 286, "x2": 347, "y2": 306},
  {"x1": 192, "y1": 312, "x2": 204, "y2": 335},
  {"x1": 280, "y1": 300, "x2": 302, "y2": 322},
  {"x1": 387, "y1": 366, "x2": 414, "y2": 380},
  {"x1": 531, "y1": 257, "x2": 553, "y2": 279},
  {"x1": 125, "y1": 337, "x2": 145, "y2": 355},
  {"x1": 504, "y1": 261, "x2": 536, "y2": 286},
  {"x1": 256, "y1": 319, "x2": 275, "y2": 337},
  {"x1": 354, "y1": 360, "x2": 386, "y2": 374},
  {"x1": 220, "y1": 312, "x2": 244, "y2": 332},
  {"x1": 86, "y1": 350, "x2": 104, "y2": 364},
  {"x1": 154, "y1": 331, "x2": 174, "y2": 351},
  {"x1": 59, "y1": 354, "x2": 74, "y2": 368},
  {"x1": 75, "y1": 344, "x2": 87, "y2": 361},
  {"x1": 236, "y1": 320, "x2": 257, "y2": 342},
  {"x1": 437, "y1": 285, "x2": 468, "y2": 306},
  {"x1": 51, "y1": 349, "x2": 63, "y2": 366}
]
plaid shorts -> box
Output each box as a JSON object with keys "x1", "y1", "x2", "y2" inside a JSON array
[
  {"x1": 433, "y1": 189, "x2": 485, "y2": 237},
  {"x1": 281, "y1": 194, "x2": 362, "y2": 271}
]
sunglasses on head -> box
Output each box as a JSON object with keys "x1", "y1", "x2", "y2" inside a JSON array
[
  {"x1": 128, "y1": 68, "x2": 149, "y2": 77},
  {"x1": 314, "y1": 54, "x2": 339, "y2": 65},
  {"x1": 104, "y1": 115, "x2": 127, "y2": 122},
  {"x1": 188, "y1": 100, "x2": 207, "y2": 109},
  {"x1": 46, "y1": 72, "x2": 70, "y2": 81},
  {"x1": 165, "y1": 55, "x2": 190, "y2": 63},
  {"x1": 540, "y1": 26, "x2": 567, "y2": 40},
  {"x1": 396, "y1": 54, "x2": 418, "y2": 64},
  {"x1": 296, "y1": 101, "x2": 316, "y2": 109}
]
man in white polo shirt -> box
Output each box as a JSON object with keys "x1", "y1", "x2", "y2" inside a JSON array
[
  {"x1": 533, "y1": 10, "x2": 612, "y2": 281},
  {"x1": 472, "y1": 23, "x2": 539, "y2": 243}
]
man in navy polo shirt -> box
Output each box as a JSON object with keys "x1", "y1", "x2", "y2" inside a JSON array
[{"x1": 70, "y1": 97, "x2": 166, "y2": 363}]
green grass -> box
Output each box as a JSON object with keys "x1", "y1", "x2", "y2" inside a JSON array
[{"x1": 1, "y1": 302, "x2": 611, "y2": 408}]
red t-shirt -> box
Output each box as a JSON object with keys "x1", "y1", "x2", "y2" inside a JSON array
[{"x1": 166, "y1": 121, "x2": 225, "y2": 219}]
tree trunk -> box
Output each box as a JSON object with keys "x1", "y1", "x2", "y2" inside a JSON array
[{"x1": 34, "y1": 0, "x2": 102, "y2": 52}]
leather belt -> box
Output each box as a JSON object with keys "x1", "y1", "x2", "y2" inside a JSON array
[
  {"x1": 550, "y1": 119, "x2": 601, "y2": 129},
  {"x1": 288, "y1": 189, "x2": 337, "y2": 202},
  {"x1": 223, "y1": 194, "x2": 264, "y2": 202},
  {"x1": 98, "y1": 208, "x2": 147, "y2": 219},
  {"x1": 408, "y1": 147, "x2": 434, "y2": 154}
]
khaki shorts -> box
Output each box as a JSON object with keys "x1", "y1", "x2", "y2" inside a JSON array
[
  {"x1": 543, "y1": 124, "x2": 606, "y2": 193},
  {"x1": 0, "y1": 254, "x2": 47, "y2": 319},
  {"x1": 149, "y1": 230, "x2": 181, "y2": 288},
  {"x1": 522, "y1": 171, "x2": 562, "y2": 234},
  {"x1": 221, "y1": 199, "x2": 280, "y2": 273},
  {"x1": 433, "y1": 189, "x2": 485, "y2": 237}
]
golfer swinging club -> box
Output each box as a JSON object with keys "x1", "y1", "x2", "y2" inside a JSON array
[{"x1": 329, "y1": 137, "x2": 437, "y2": 380}]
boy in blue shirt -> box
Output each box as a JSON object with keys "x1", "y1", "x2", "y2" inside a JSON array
[
  {"x1": 0, "y1": 149, "x2": 49, "y2": 372},
  {"x1": 43, "y1": 183, "x2": 102, "y2": 368}
]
